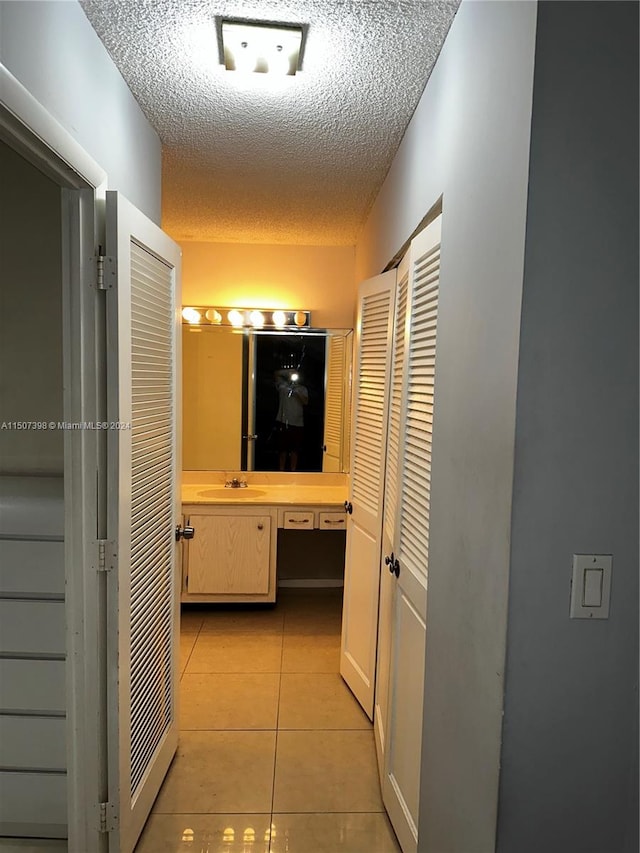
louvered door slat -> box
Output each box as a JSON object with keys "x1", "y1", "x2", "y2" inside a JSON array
[
  {"x1": 398, "y1": 239, "x2": 441, "y2": 588},
  {"x1": 128, "y1": 240, "x2": 175, "y2": 799},
  {"x1": 352, "y1": 289, "x2": 392, "y2": 516},
  {"x1": 383, "y1": 270, "x2": 409, "y2": 544}
]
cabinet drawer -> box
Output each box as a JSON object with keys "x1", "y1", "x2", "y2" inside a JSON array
[
  {"x1": 318, "y1": 511, "x2": 347, "y2": 530},
  {"x1": 283, "y1": 511, "x2": 314, "y2": 530}
]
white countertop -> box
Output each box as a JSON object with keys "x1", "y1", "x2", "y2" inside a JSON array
[
  {"x1": 182, "y1": 483, "x2": 348, "y2": 506},
  {"x1": 181, "y1": 471, "x2": 349, "y2": 507}
]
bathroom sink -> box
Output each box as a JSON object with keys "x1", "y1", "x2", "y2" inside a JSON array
[{"x1": 197, "y1": 488, "x2": 267, "y2": 499}]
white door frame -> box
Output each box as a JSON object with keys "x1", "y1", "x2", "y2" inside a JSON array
[{"x1": 1, "y1": 66, "x2": 108, "y2": 851}]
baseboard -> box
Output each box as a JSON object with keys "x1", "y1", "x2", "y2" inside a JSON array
[{"x1": 277, "y1": 579, "x2": 344, "y2": 588}]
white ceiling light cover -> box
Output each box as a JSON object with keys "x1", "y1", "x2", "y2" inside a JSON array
[{"x1": 221, "y1": 20, "x2": 303, "y2": 75}]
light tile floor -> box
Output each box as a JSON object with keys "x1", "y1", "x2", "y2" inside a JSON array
[
  {"x1": 0, "y1": 591, "x2": 400, "y2": 853},
  {"x1": 136, "y1": 588, "x2": 402, "y2": 853}
]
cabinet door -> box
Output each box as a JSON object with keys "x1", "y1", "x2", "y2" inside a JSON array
[
  {"x1": 187, "y1": 513, "x2": 271, "y2": 594},
  {"x1": 383, "y1": 214, "x2": 442, "y2": 853},
  {"x1": 340, "y1": 270, "x2": 396, "y2": 719}
]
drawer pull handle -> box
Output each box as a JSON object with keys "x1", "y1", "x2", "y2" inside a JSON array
[
  {"x1": 324, "y1": 519, "x2": 345, "y2": 524},
  {"x1": 288, "y1": 518, "x2": 309, "y2": 524}
]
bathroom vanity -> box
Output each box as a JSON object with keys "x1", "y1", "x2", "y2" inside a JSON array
[{"x1": 180, "y1": 474, "x2": 348, "y2": 603}]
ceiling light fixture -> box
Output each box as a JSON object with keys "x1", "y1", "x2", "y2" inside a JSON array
[
  {"x1": 182, "y1": 307, "x2": 311, "y2": 329},
  {"x1": 220, "y1": 19, "x2": 304, "y2": 76}
]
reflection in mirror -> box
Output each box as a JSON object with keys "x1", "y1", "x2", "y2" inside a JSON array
[{"x1": 183, "y1": 327, "x2": 352, "y2": 473}]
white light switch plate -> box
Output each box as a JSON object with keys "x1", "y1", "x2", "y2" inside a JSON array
[{"x1": 570, "y1": 554, "x2": 612, "y2": 619}]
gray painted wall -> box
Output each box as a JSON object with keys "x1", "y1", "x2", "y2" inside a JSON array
[
  {"x1": 358, "y1": 2, "x2": 538, "y2": 850},
  {"x1": 497, "y1": 3, "x2": 639, "y2": 851},
  {"x1": 0, "y1": 0, "x2": 161, "y2": 221},
  {"x1": 0, "y1": 141, "x2": 64, "y2": 474}
]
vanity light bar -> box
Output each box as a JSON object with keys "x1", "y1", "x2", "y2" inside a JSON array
[{"x1": 181, "y1": 307, "x2": 311, "y2": 329}]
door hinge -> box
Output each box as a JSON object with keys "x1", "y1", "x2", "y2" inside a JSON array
[
  {"x1": 97, "y1": 539, "x2": 115, "y2": 572},
  {"x1": 96, "y1": 254, "x2": 106, "y2": 290},
  {"x1": 98, "y1": 801, "x2": 118, "y2": 833},
  {"x1": 96, "y1": 250, "x2": 115, "y2": 291}
]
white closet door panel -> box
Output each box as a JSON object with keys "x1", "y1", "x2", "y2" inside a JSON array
[
  {"x1": 0, "y1": 716, "x2": 66, "y2": 770},
  {"x1": 0, "y1": 540, "x2": 64, "y2": 596},
  {"x1": 341, "y1": 270, "x2": 396, "y2": 719},
  {"x1": 341, "y1": 521, "x2": 380, "y2": 705},
  {"x1": 0, "y1": 477, "x2": 64, "y2": 537},
  {"x1": 0, "y1": 600, "x2": 65, "y2": 655},
  {"x1": 374, "y1": 255, "x2": 409, "y2": 779},
  {"x1": 0, "y1": 772, "x2": 66, "y2": 831},
  {"x1": 383, "y1": 590, "x2": 427, "y2": 853},
  {"x1": 0, "y1": 659, "x2": 66, "y2": 713},
  {"x1": 105, "y1": 191, "x2": 181, "y2": 853},
  {"x1": 383, "y1": 214, "x2": 442, "y2": 853}
]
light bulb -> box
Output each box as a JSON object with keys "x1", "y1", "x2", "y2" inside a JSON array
[
  {"x1": 182, "y1": 307, "x2": 202, "y2": 324},
  {"x1": 249, "y1": 310, "x2": 265, "y2": 327},
  {"x1": 227, "y1": 309, "x2": 244, "y2": 327},
  {"x1": 205, "y1": 309, "x2": 222, "y2": 324},
  {"x1": 272, "y1": 310, "x2": 287, "y2": 327},
  {"x1": 294, "y1": 311, "x2": 307, "y2": 327}
]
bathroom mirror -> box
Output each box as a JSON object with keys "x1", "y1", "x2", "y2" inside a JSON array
[{"x1": 183, "y1": 326, "x2": 353, "y2": 473}]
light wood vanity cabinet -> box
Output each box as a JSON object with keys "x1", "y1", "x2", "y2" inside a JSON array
[
  {"x1": 182, "y1": 505, "x2": 278, "y2": 603},
  {"x1": 181, "y1": 501, "x2": 346, "y2": 603}
]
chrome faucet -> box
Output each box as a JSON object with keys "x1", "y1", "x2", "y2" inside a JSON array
[{"x1": 224, "y1": 477, "x2": 247, "y2": 488}]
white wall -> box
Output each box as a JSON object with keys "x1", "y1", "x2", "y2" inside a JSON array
[
  {"x1": 0, "y1": 141, "x2": 64, "y2": 474},
  {"x1": 356, "y1": 2, "x2": 538, "y2": 850},
  {"x1": 497, "y1": 3, "x2": 639, "y2": 851},
  {"x1": 182, "y1": 241, "x2": 356, "y2": 329},
  {"x1": 0, "y1": 0, "x2": 161, "y2": 221}
]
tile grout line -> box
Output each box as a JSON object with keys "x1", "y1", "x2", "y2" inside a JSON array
[{"x1": 268, "y1": 605, "x2": 287, "y2": 852}]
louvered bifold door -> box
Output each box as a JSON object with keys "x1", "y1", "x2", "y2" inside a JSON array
[
  {"x1": 322, "y1": 334, "x2": 346, "y2": 472},
  {"x1": 382, "y1": 214, "x2": 442, "y2": 853},
  {"x1": 340, "y1": 270, "x2": 396, "y2": 718},
  {"x1": 104, "y1": 191, "x2": 182, "y2": 853},
  {"x1": 373, "y1": 252, "x2": 410, "y2": 777}
]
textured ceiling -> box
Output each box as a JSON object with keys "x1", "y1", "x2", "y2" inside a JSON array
[{"x1": 80, "y1": 0, "x2": 460, "y2": 245}]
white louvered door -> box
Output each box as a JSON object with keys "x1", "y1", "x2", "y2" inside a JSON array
[
  {"x1": 373, "y1": 250, "x2": 410, "y2": 779},
  {"x1": 104, "y1": 191, "x2": 182, "y2": 852},
  {"x1": 340, "y1": 270, "x2": 395, "y2": 718},
  {"x1": 322, "y1": 333, "x2": 346, "y2": 471},
  {"x1": 382, "y1": 215, "x2": 442, "y2": 853}
]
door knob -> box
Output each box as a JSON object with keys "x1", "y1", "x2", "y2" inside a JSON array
[
  {"x1": 175, "y1": 524, "x2": 195, "y2": 542},
  {"x1": 385, "y1": 552, "x2": 400, "y2": 577},
  {"x1": 344, "y1": 501, "x2": 353, "y2": 514}
]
